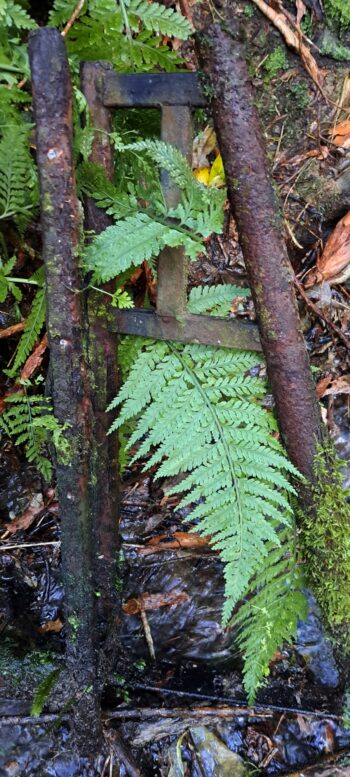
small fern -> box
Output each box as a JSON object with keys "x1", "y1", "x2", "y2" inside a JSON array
[
  {"x1": 0, "y1": 1, "x2": 36, "y2": 30},
  {"x1": 1, "y1": 392, "x2": 65, "y2": 480},
  {"x1": 109, "y1": 341, "x2": 300, "y2": 614},
  {"x1": 6, "y1": 271, "x2": 45, "y2": 378},
  {"x1": 49, "y1": 0, "x2": 192, "y2": 73},
  {"x1": 0, "y1": 126, "x2": 37, "y2": 223},
  {"x1": 83, "y1": 141, "x2": 225, "y2": 282}
]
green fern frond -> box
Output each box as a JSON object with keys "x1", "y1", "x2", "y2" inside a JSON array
[
  {"x1": 6, "y1": 276, "x2": 45, "y2": 377},
  {"x1": 232, "y1": 528, "x2": 308, "y2": 703},
  {"x1": 84, "y1": 212, "x2": 202, "y2": 282},
  {"x1": 0, "y1": 1, "x2": 36, "y2": 29},
  {"x1": 123, "y1": 0, "x2": 192, "y2": 37},
  {"x1": 188, "y1": 284, "x2": 249, "y2": 316},
  {"x1": 1, "y1": 392, "x2": 62, "y2": 479},
  {"x1": 65, "y1": 0, "x2": 188, "y2": 72},
  {"x1": 123, "y1": 139, "x2": 226, "y2": 235},
  {"x1": 48, "y1": 0, "x2": 83, "y2": 26},
  {"x1": 0, "y1": 126, "x2": 37, "y2": 222},
  {"x1": 77, "y1": 162, "x2": 136, "y2": 220},
  {"x1": 109, "y1": 340, "x2": 300, "y2": 613}
]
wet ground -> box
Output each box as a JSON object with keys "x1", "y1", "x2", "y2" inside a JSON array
[{"x1": 0, "y1": 395, "x2": 350, "y2": 776}]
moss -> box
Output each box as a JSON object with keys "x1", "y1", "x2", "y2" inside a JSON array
[
  {"x1": 287, "y1": 80, "x2": 310, "y2": 110},
  {"x1": 324, "y1": 0, "x2": 350, "y2": 28},
  {"x1": 263, "y1": 46, "x2": 288, "y2": 80},
  {"x1": 298, "y1": 443, "x2": 350, "y2": 644},
  {"x1": 243, "y1": 4, "x2": 255, "y2": 18}
]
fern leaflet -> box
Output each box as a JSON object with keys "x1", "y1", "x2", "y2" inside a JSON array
[
  {"x1": 1, "y1": 392, "x2": 64, "y2": 480},
  {"x1": 188, "y1": 284, "x2": 249, "y2": 316},
  {"x1": 232, "y1": 528, "x2": 307, "y2": 703},
  {"x1": 6, "y1": 275, "x2": 45, "y2": 377}
]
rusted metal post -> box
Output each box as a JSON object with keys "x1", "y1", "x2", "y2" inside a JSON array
[
  {"x1": 156, "y1": 106, "x2": 193, "y2": 318},
  {"x1": 195, "y1": 6, "x2": 325, "y2": 482},
  {"x1": 80, "y1": 61, "x2": 120, "y2": 649},
  {"x1": 28, "y1": 29, "x2": 102, "y2": 751}
]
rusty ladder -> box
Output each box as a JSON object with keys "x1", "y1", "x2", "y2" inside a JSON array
[{"x1": 28, "y1": 27, "x2": 261, "y2": 747}]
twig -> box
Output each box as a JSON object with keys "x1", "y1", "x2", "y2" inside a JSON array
[
  {"x1": 105, "y1": 705, "x2": 270, "y2": 721},
  {"x1": 0, "y1": 321, "x2": 25, "y2": 339},
  {"x1": 130, "y1": 683, "x2": 346, "y2": 722},
  {"x1": 61, "y1": 0, "x2": 85, "y2": 37},
  {"x1": 0, "y1": 540, "x2": 60, "y2": 550},
  {"x1": 294, "y1": 275, "x2": 350, "y2": 350}
]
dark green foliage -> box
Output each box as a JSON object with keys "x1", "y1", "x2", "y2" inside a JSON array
[
  {"x1": 232, "y1": 527, "x2": 307, "y2": 702},
  {"x1": 5, "y1": 270, "x2": 45, "y2": 378},
  {"x1": 1, "y1": 391, "x2": 67, "y2": 480},
  {"x1": 49, "y1": 0, "x2": 192, "y2": 72},
  {"x1": 0, "y1": 126, "x2": 37, "y2": 224},
  {"x1": 31, "y1": 668, "x2": 61, "y2": 717},
  {"x1": 84, "y1": 140, "x2": 226, "y2": 281}
]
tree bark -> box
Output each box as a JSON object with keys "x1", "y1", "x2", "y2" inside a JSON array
[
  {"x1": 28, "y1": 28, "x2": 102, "y2": 753},
  {"x1": 194, "y1": 5, "x2": 325, "y2": 483}
]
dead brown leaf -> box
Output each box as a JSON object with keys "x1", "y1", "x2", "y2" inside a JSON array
[
  {"x1": 296, "y1": 0, "x2": 307, "y2": 25},
  {"x1": 123, "y1": 590, "x2": 190, "y2": 615},
  {"x1": 329, "y1": 120, "x2": 350, "y2": 148},
  {"x1": 323, "y1": 375, "x2": 350, "y2": 396},
  {"x1": 20, "y1": 333, "x2": 48, "y2": 382},
  {"x1": 304, "y1": 211, "x2": 350, "y2": 287},
  {"x1": 145, "y1": 531, "x2": 209, "y2": 551},
  {"x1": 316, "y1": 373, "x2": 333, "y2": 399},
  {"x1": 38, "y1": 618, "x2": 63, "y2": 633}
]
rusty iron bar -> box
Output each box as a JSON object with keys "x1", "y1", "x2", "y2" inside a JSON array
[
  {"x1": 28, "y1": 28, "x2": 102, "y2": 752},
  {"x1": 80, "y1": 61, "x2": 120, "y2": 651},
  {"x1": 102, "y1": 71, "x2": 206, "y2": 107},
  {"x1": 195, "y1": 8, "x2": 325, "y2": 481},
  {"x1": 156, "y1": 105, "x2": 193, "y2": 318},
  {"x1": 107, "y1": 308, "x2": 262, "y2": 351}
]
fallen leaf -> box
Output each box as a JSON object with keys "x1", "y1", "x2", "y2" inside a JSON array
[
  {"x1": 296, "y1": 0, "x2": 307, "y2": 24},
  {"x1": 20, "y1": 333, "x2": 48, "y2": 382},
  {"x1": 140, "y1": 532, "x2": 208, "y2": 555},
  {"x1": 304, "y1": 211, "x2": 350, "y2": 287},
  {"x1": 323, "y1": 375, "x2": 350, "y2": 396},
  {"x1": 329, "y1": 120, "x2": 350, "y2": 148},
  {"x1": 194, "y1": 167, "x2": 210, "y2": 185},
  {"x1": 3, "y1": 493, "x2": 44, "y2": 536},
  {"x1": 38, "y1": 618, "x2": 63, "y2": 633},
  {"x1": 192, "y1": 125, "x2": 217, "y2": 170},
  {"x1": 316, "y1": 373, "x2": 333, "y2": 399},
  {"x1": 123, "y1": 590, "x2": 190, "y2": 615}
]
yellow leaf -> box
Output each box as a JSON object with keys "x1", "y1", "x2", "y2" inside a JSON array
[
  {"x1": 194, "y1": 167, "x2": 210, "y2": 185},
  {"x1": 208, "y1": 153, "x2": 225, "y2": 185}
]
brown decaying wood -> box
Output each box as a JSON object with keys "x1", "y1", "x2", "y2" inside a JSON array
[
  {"x1": 28, "y1": 28, "x2": 101, "y2": 753},
  {"x1": 0, "y1": 321, "x2": 26, "y2": 339},
  {"x1": 195, "y1": 7, "x2": 325, "y2": 481},
  {"x1": 80, "y1": 61, "x2": 120, "y2": 649}
]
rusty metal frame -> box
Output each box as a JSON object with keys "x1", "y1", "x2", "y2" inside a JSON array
[{"x1": 81, "y1": 65, "x2": 262, "y2": 353}]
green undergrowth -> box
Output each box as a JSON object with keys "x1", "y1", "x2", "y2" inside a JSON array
[
  {"x1": 325, "y1": 0, "x2": 350, "y2": 28},
  {"x1": 298, "y1": 443, "x2": 350, "y2": 643}
]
